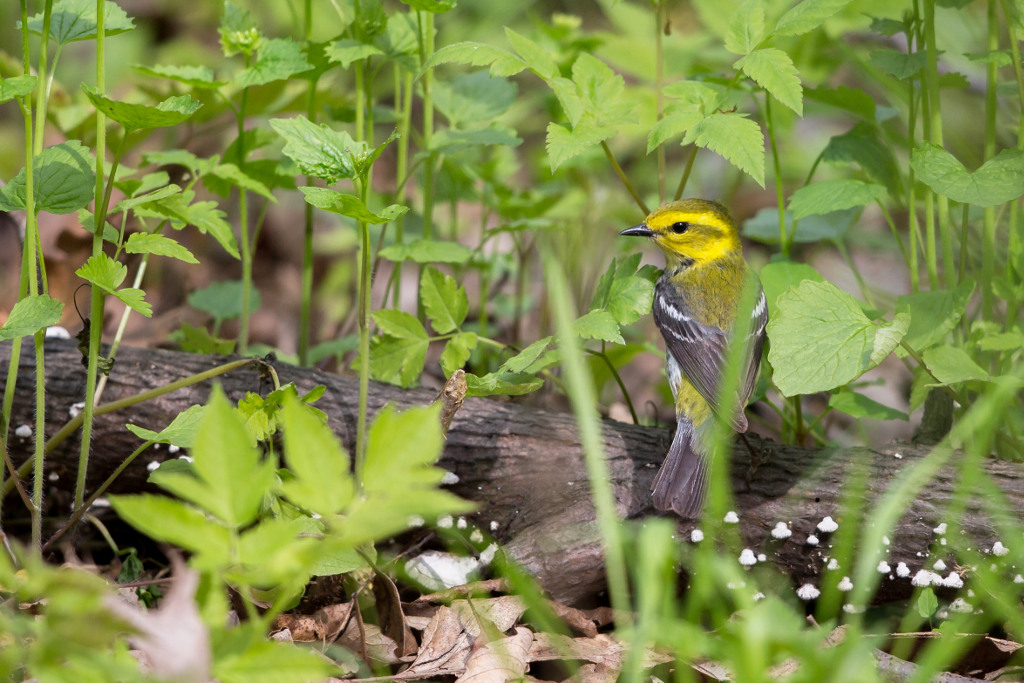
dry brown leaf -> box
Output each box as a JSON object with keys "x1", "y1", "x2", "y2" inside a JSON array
[
  {"x1": 548, "y1": 602, "x2": 613, "y2": 638},
  {"x1": 338, "y1": 620, "x2": 402, "y2": 665},
  {"x1": 456, "y1": 626, "x2": 533, "y2": 683},
  {"x1": 406, "y1": 605, "x2": 474, "y2": 675},
  {"x1": 451, "y1": 596, "x2": 526, "y2": 636},
  {"x1": 375, "y1": 570, "x2": 418, "y2": 657},
  {"x1": 104, "y1": 556, "x2": 210, "y2": 683},
  {"x1": 528, "y1": 632, "x2": 669, "y2": 669}
]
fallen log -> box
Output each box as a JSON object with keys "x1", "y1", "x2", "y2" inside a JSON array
[{"x1": 2, "y1": 339, "x2": 1022, "y2": 604}]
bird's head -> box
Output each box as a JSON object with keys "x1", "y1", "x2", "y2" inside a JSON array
[{"x1": 620, "y1": 198, "x2": 741, "y2": 267}]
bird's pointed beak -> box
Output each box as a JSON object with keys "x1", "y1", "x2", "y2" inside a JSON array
[{"x1": 620, "y1": 223, "x2": 654, "y2": 237}]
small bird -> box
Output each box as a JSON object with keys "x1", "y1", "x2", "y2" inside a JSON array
[{"x1": 621, "y1": 199, "x2": 768, "y2": 517}]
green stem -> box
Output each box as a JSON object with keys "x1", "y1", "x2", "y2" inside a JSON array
[
  {"x1": 298, "y1": 3, "x2": 317, "y2": 366},
  {"x1": 764, "y1": 96, "x2": 789, "y2": 257},
  {"x1": 923, "y1": 0, "x2": 953, "y2": 287},
  {"x1": 31, "y1": 0, "x2": 53, "y2": 157},
  {"x1": 673, "y1": 145, "x2": 698, "y2": 201},
  {"x1": 602, "y1": 141, "x2": 648, "y2": 213},
  {"x1": 237, "y1": 55, "x2": 252, "y2": 355},
  {"x1": 355, "y1": 176, "x2": 371, "y2": 483},
  {"x1": 590, "y1": 346, "x2": 640, "y2": 425},
  {"x1": 980, "y1": 0, "x2": 998, "y2": 318}
]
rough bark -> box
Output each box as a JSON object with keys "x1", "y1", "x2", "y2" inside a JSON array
[{"x1": 2, "y1": 339, "x2": 1022, "y2": 604}]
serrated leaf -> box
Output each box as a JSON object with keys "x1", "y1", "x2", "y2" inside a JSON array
[
  {"x1": 977, "y1": 331, "x2": 1024, "y2": 351},
  {"x1": 400, "y1": 0, "x2": 457, "y2": 12},
  {"x1": 499, "y1": 337, "x2": 553, "y2": 374},
  {"x1": 420, "y1": 266, "x2": 467, "y2": 334},
  {"x1": 465, "y1": 372, "x2": 544, "y2": 397},
  {"x1": 279, "y1": 397, "x2": 353, "y2": 517},
  {"x1": 574, "y1": 310, "x2": 624, "y2": 344},
  {"x1": 270, "y1": 116, "x2": 356, "y2": 183},
  {"x1": 868, "y1": 49, "x2": 927, "y2": 80},
  {"x1": 725, "y1": 0, "x2": 766, "y2": 54},
  {"x1": 23, "y1": 0, "x2": 134, "y2": 45},
  {"x1": 0, "y1": 140, "x2": 94, "y2": 215},
  {"x1": 373, "y1": 309, "x2": 428, "y2": 340},
  {"x1": 736, "y1": 48, "x2": 803, "y2": 115},
  {"x1": 300, "y1": 187, "x2": 408, "y2": 224},
  {"x1": 429, "y1": 127, "x2": 522, "y2": 153},
  {"x1": 546, "y1": 119, "x2": 609, "y2": 171},
  {"x1": 504, "y1": 27, "x2": 558, "y2": 80},
  {"x1": 235, "y1": 38, "x2": 313, "y2": 88},
  {"x1": 775, "y1": 0, "x2": 853, "y2": 37},
  {"x1": 647, "y1": 110, "x2": 704, "y2": 153},
  {"x1": 126, "y1": 404, "x2": 206, "y2": 448},
  {"x1": 896, "y1": 280, "x2": 974, "y2": 352},
  {"x1": 433, "y1": 71, "x2": 517, "y2": 127},
  {"x1": 185, "y1": 201, "x2": 239, "y2": 258},
  {"x1": 822, "y1": 123, "x2": 901, "y2": 194},
  {"x1": 108, "y1": 494, "x2": 231, "y2": 561},
  {"x1": 0, "y1": 295, "x2": 64, "y2": 341},
  {"x1": 922, "y1": 345, "x2": 991, "y2": 385},
  {"x1": 378, "y1": 239, "x2": 474, "y2": 264},
  {"x1": 369, "y1": 335, "x2": 428, "y2": 388},
  {"x1": 911, "y1": 143, "x2": 1024, "y2": 206},
  {"x1": 789, "y1": 179, "x2": 886, "y2": 220},
  {"x1": 691, "y1": 112, "x2": 766, "y2": 187},
  {"x1": 112, "y1": 184, "x2": 182, "y2": 216},
  {"x1": 326, "y1": 39, "x2": 384, "y2": 68},
  {"x1": 0, "y1": 76, "x2": 37, "y2": 104},
  {"x1": 83, "y1": 85, "x2": 201, "y2": 131},
  {"x1": 423, "y1": 42, "x2": 526, "y2": 77},
  {"x1": 211, "y1": 164, "x2": 277, "y2": 202},
  {"x1": 767, "y1": 280, "x2": 909, "y2": 396},
  {"x1": 125, "y1": 232, "x2": 199, "y2": 264},
  {"x1": 134, "y1": 64, "x2": 224, "y2": 89},
  {"x1": 188, "y1": 280, "x2": 261, "y2": 321},
  {"x1": 829, "y1": 392, "x2": 908, "y2": 421},
  {"x1": 440, "y1": 332, "x2": 477, "y2": 375},
  {"x1": 804, "y1": 85, "x2": 876, "y2": 120}
]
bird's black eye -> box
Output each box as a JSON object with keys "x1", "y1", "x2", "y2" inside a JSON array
[{"x1": 671, "y1": 221, "x2": 689, "y2": 234}]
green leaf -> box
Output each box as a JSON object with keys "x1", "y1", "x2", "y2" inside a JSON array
[
  {"x1": 440, "y1": 332, "x2": 477, "y2": 375},
  {"x1": 910, "y1": 143, "x2": 1024, "y2": 207},
  {"x1": 423, "y1": 42, "x2": 526, "y2": 78},
  {"x1": 433, "y1": 72, "x2": 517, "y2": 127},
  {"x1": 82, "y1": 85, "x2": 201, "y2": 132},
  {"x1": 804, "y1": 85, "x2": 876, "y2": 120},
  {"x1": 724, "y1": 0, "x2": 766, "y2": 54},
  {"x1": 270, "y1": 116, "x2": 356, "y2": 184},
  {"x1": 134, "y1": 64, "x2": 224, "y2": 89},
  {"x1": 369, "y1": 311, "x2": 429, "y2": 387},
  {"x1": 378, "y1": 239, "x2": 474, "y2": 264},
  {"x1": 210, "y1": 164, "x2": 277, "y2": 202},
  {"x1": 213, "y1": 634, "x2": 334, "y2": 683},
  {"x1": 125, "y1": 232, "x2": 199, "y2": 264},
  {"x1": 0, "y1": 76, "x2": 38, "y2": 104},
  {"x1": 279, "y1": 397, "x2": 353, "y2": 517},
  {"x1": 758, "y1": 260, "x2": 826, "y2": 308},
  {"x1": 299, "y1": 187, "x2": 408, "y2": 224},
  {"x1": 184, "y1": 201, "x2": 240, "y2": 258},
  {"x1": 822, "y1": 123, "x2": 902, "y2": 194},
  {"x1": 108, "y1": 494, "x2": 231, "y2": 562},
  {"x1": 126, "y1": 404, "x2": 206, "y2": 449},
  {"x1": 235, "y1": 38, "x2": 313, "y2": 88},
  {"x1": 896, "y1": 280, "x2": 975, "y2": 352},
  {"x1": 977, "y1": 330, "x2": 1024, "y2": 351},
  {"x1": 326, "y1": 39, "x2": 384, "y2": 68},
  {"x1": 574, "y1": 310, "x2": 624, "y2": 344},
  {"x1": 775, "y1": 0, "x2": 853, "y2": 37},
  {"x1": 400, "y1": 0, "x2": 457, "y2": 12},
  {"x1": 546, "y1": 119, "x2": 608, "y2": 171},
  {"x1": 868, "y1": 49, "x2": 927, "y2": 80},
  {"x1": 922, "y1": 345, "x2": 991, "y2": 385},
  {"x1": 188, "y1": 280, "x2": 261, "y2": 321},
  {"x1": 429, "y1": 127, "x2": 522, "y2": 153},
  {"x1": 363, "y1": 404, "x2": 444, "y2": 492},
  {"x1": 421, "y1": 266, "x2": 468, "y2": 334},
  {"x1": 75, "y1": 254, "x2": 152, "y2": 317},
  {"x1": 373, "y1": 309, "x2": 428, "y2": 339},
  {"x1": 23, "y1": 0, "x2": 134, "y2": 45},
  {"x1": 916, "y1": 587, "x2": 938, "y2": 618},
  {"x1": 767, "y1": 280, "x2": 909, "y2": 396},
  {"x1": 170, "y1": 323, "x2": 236, "y2": 355},
  {"x1": 112, "y1": 184, "x2": 182, "y2": 216},
  {"x1": 0, "y1": 140, "x2": 95, "y2": 215},
  {"x1": 736, "y1": 48, "x2": 803, "y2": 115},
  {"x1": 0, "y1": 295, "x2": 64, "y2": 341},
  {"x1": 743, "y1": 207, "x2": 857, "y2": 245},
  {"x1": 465, "y1": 371, "x2": 544, "y2": 397},
  {"x1": 504, "y1": 27, "x2": 558, "y2": 80},
  {"x1": 690, "y1": 112, "x2": 766, "y2": 188},
  {"x1": 828, "y1": 392, "x2": 908, "y2": 421},
  {"x1": 788, "y1": 179, "x2": 886, "y2": 220},
  {"x1": 499, "y1": 337, "x2": 554, "y2": 374},
  {"x1": 590, "y1": 256, "x2": 655, "y2": 326},
  {"x1": 647, "y1": 110, "x2": 704, "y2": 153}
]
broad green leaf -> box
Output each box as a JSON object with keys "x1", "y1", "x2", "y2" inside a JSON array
[
  {"x1": 822, "y1": 123, "x2": 901, "y2": 194},
  {"x1": 440, "y1": 332, "x2": 477, "y2": 376},
  {"x1": 922, "y1": 345, "x2": 991, "y2": 385},
  {"x1": 234, "y1": 518, "x2": 321, "y2": 588},
  {"x1": 828, "y1": 392, "x2": 908, "y2": 421},
  {"x1": 211, "y1": 164, "x2": 277, "y2": 202},
  {"x1": 379, "y1": 239, "x2": 474, "y2": 264},
  {"x1": 965, "y1": 50, "x2": 1013, "y2": 67},
  {"x1": 896, "y1": 280, "x2": 975, "y2": 352},
  {"x1": 550, "y1": 77, "x2": 583, "y2": 127},
  {"x1": 775, "y1": 0, "x2": 853, "y2": 36},
  {"x1": 758, "y1": 260, "x2": 825, "y2": 308},
  {"x1": 499, "y1": 337, "x2": 553, "y2": 374},
  {"x1": 868, "y1": 15, "x2": 906, "y2": 36},
  {"x1": 212, "y1": 633, "x2": 334, "y2": 683},
  {"x1": 125, "y1": 232, "x2": 199, "y2": 264},
  {"x1": 690, "y1": 112, "x2": 766, "y2": 188},
  {"x1": 83, "y1": 85, "x2": 201, "y2": 131},
  {"x1": 188, "y1": 280, "x2": 260, "y2": 321},
  {"x1": 270, "y1": 116, "x2": 356, "y2": 183},
  {"x1": 977, "y1": 331, "x2": 1024, "y2": 351},
  {"x1": 574, "y1": 310, "x2": 624, "y2": 344},
  {"x1": 171, "y1": 323, "x2": 235, "y2": 355},
  {"x1": 804, "y1": 85, "x2": 876, "y2": 120},
  {"x1": 369, "y1": 335, "x2": 429, "y2": 387},
  {"x1": 363, "y1": 404, "x2": 443, "y2": 493},
  {"x1": 916, "y1": 587, "x2": 938, "y2": 618},
  {"x1": 465, "y1": 371, "x2": 544, "y2": 397},
  {"x1": 546, "y1": 119, "x2": 609, "y2": 171},
  {"x1": 788, "y1": 179, "x2": 886, "y2": 220},
  {"x1": 421, "y1": 266, "x2": 468, "y2": 334},
  {"x1": 590, "y1": 257, "x2": 655, "y2": 326},
  {"x1": 433, "y1": 72, "x2": 517, "y2": 127},
  {"x1": 647, "y1": 110, "x2": 704, "y2": 153},
  {"x1": 108, "y1": 494, "x2": 231, "y2": 562},
  {"x1": 134, "y1": 64, "x2": 224, "y2": 89},
  {"x1": 76, "y1": 254, "x2": 152, "y2": 317},
  {"x1": 0, "y1": 295, "x2": 64, "y2": 341},
  {"x1": 326, "y1": 39, "x2": 384, "y2": 68},
  {"x1": 429, "y1": 127, "x2": 522, "y2": 153},
  {"x1": 504, "y1": 27, "x2": 558, "y2": 80},
  {"x1": 400, "y1": 0, "x2": 456, "y2": 12},
  {"x1": 868, "y1": 49, "x2": 927, "y2": 80},
  {"x1": 126, "y1": 404, "x2": 206, "y2": 448},
  {"x1": 279, "y1": 398, "x2": 353, "y2": 517},
  {"x1": 235, "y1": 38, "x2": 313, "y2": 88},
  {"x1": 186, "y1": 201, "x2": 240, "y2": 258},
  {"x1": 299, "y1": 187, "x2": 408, "y2": 224},
  {"x1": 910, "y1": 143, "x2": 1024, "y2": 206},
  {"x1": 373, "y1": 309, "x2": 428, "y2": 339},
  {"x1": 570, "y1": 53, "x2": 637, "y2": 128},
  {"x1": 767, "y1": 280, "x2": 909, "y2": 396},
  {"x1": 0, "y1": 140, "x2": 94, "y2": 215},
  {"x1": 724, "y1": 0, "x2": 766, "y2": 54},
  {"x1": 112, "y1": 184, "x2": 182, "y2": 215},
  {"x1": 23, "y1": 0, "x2": 134, "y2": 45},
  {"x1": 423, "y1": 42, "x2": 526, "y2": 78},
  {"x1": 736, "y1": 48, "x2": 803, "y2": 115},
  {"x1": 0, "y1": 76, "x2": 37, "y2": 104},
  {"x1": 742, "y1": 207, "x2": 858, "y2": 245}
]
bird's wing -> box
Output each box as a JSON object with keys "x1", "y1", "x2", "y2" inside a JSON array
[{"x1": 653, "y1": 282, "x2": 767, "y2": 432}]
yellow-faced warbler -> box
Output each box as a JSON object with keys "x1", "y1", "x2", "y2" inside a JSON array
[{"x1": 621, "y1": 199, "x2": 768, "y2": 517}]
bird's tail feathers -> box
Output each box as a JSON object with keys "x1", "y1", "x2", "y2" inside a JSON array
[{"x1": 651, "y1": 419, "x2": 709, "y2": 518}]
